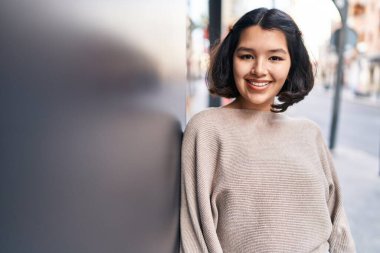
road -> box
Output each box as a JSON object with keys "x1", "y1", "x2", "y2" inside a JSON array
[{"x1": 287, "y1": 86, "x2": 380, "y2": 158}]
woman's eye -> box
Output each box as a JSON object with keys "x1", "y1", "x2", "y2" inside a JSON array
[
  {"x1": 269, "y1": 56, "x2": 283, "y2": 61},
  {"x1": 239, "y1": 55, "x2": 254, "y2": 60}
]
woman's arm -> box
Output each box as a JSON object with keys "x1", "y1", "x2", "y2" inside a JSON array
[
  {"x1": 180, "y1": 116, "x2": 223, "y2": 253},
  {"x1": 318, "y1": 133, "x2": 356, "y2": 253}
]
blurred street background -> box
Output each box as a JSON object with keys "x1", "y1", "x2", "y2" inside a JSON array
[{"x1": 186, "y1": 0, "x2": 380, "y2": 252}]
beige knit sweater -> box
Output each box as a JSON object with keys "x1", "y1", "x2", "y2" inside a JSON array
[{"x1": 180, "y1": 108, "x2": 355, "y2": 253}]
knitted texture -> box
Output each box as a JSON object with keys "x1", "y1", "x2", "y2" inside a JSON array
[{"x1": 180, "y1": 108, "x2": 355, "y2": 253}]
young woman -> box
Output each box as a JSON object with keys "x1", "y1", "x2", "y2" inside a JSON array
[{"x1": 180, "y1": 8, "x2": 355, "y2": 253}]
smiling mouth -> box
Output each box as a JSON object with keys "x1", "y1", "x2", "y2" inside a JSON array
[{"x1": 247, "y1": 80, "x2": 271, "y2": 87}]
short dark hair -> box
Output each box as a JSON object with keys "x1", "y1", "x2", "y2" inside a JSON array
[{"x1": 206, "y1": 8, "x2": 314, "y2": 112}]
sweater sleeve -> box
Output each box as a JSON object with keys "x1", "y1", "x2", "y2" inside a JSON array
[
  {"x1": 317, "y1": 133, "x2": 356, "y2": 253},
  {"x1": 180, "y1": 116, "x2": 223, "y2": 253}
]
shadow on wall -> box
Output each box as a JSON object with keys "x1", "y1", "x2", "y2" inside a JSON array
[{"x1": 0, "y1": 1, "x2": 181, "y2": 253}]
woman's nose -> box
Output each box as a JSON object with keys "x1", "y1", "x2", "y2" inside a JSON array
[{"x1": 251, "y1": 59, "x2": 267, "y2": 76}]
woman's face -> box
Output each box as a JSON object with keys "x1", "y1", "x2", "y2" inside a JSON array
[{"x1": 232, "y1": 25, "x2": 291, "y2": 111}]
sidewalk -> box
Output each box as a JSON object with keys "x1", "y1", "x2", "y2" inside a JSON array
[{"x1": 332, "y1": 147, "x2": 380, "y2": 253}]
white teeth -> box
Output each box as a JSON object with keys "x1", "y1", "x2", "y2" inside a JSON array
[{"x1": 248, "y1": 81, "x2": 269, "y2": 87}]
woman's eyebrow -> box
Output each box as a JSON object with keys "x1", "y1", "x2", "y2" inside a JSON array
[
  {"x1": 236, "y1": 47, "x2": 288, "y2": 54},
  {"x1": 235, "y1": 47, "x2": 254, "y2": 53},
  {"x1": 268, "y1": 48, "x2": 288, "y2": 54}
]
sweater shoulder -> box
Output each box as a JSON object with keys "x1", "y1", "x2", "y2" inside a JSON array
[
  {"x1": 286, "y1": 116, "x2": 323, "y2": 136},
  {"x1": 184, "y1": 108, "x2": 221, "y2": 134}
]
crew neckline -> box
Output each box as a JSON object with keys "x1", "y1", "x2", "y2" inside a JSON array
[
  {"x1": 213, "y1": 107, "x2": 286, "y2": 122},
  {"x1": 218, "y1": 106, "x2": 279, "y2": 114}
]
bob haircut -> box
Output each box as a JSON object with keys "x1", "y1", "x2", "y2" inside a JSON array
[{"x1": 207, "y1": 8, "x2": 314, "y2": 112}]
